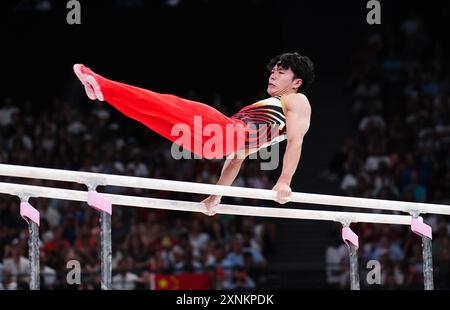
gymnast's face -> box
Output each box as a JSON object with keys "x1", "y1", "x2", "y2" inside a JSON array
[{"x1": 267, "y1": 65, "x2": 302, "y2": 96}]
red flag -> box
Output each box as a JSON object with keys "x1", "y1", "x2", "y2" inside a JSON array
[{"x1": 151, "y1": 273, "x2": 211, "y2": 290}]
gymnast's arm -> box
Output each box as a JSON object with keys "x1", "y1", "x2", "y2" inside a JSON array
[
  {"x1": 273, "y1": 93, "x2": 311, "y2": 203},
  {"x1": 201, "y1": 149, "x2": 256, "y2": 210}
]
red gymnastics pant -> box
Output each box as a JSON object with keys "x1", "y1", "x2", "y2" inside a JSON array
[{"x1": 91, "y1": 73, "x2": 248, "y2": 159}]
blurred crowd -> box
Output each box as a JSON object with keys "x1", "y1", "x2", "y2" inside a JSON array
[
  {"x1": 0, "y1": 90, "x2": 277, "y2": 289},
  {"x1": 324, "y1": 9, "x2": 450, "y2": 289}
]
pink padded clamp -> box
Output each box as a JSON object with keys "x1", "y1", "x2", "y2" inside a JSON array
[
  {"x1": 20, "y1": 201, "x2": 40, "y2": 226},
  {"x1": 342, "y1": 226, "x2": 359, "y2": 248},
  {"x1": 87, "y1": 191, "x2": 112, "y2": 215},
  {"x1": 411, "y1": 217, "x2": 432, "y2": 239}
]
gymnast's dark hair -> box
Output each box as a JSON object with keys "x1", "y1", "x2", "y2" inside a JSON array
[{"x1": 267, "y1": 52, "x2": 315, "y2": 92}]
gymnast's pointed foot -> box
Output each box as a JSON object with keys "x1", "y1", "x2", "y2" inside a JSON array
[{"x1": 73, "y1": 64, "x2": 104, "y2": 101}]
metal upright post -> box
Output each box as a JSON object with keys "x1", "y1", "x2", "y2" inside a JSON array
[
  {"x1": 100, "y1": 210, "x2": 112, "y2": 289},
  {"x1": 20, "y1": 200, "x2": 40, "y2": 290},
  {"x1": 342, "y1": 225, "x2": 360, "y2": 290},
  {"x1": 411, "y1": 217, "x2": 434, "y2": 290},
  {"x1": 87, "y1": 190, "x2": 112, "y2": 290}
]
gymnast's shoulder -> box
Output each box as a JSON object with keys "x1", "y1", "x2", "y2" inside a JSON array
[{"x1": 282, "y1": 93, "x2": 311, "y2": 115}]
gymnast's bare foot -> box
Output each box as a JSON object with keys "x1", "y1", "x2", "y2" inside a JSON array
[{"x1": 73, "y1": 64, "x2": 104, "y2": 101}]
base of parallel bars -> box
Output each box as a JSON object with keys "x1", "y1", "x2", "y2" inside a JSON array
[
  {"x1": 29, "y1": 221, "x2": 40, "y2": 290},
  {"x1": 422, "y1": 236, "x2": 434, "y2": 290},
  {"x1": 342, "y1": 226, "x2": 360, "y2": 290},
  {"x1": 348, "y1": 244, "x2": 360, "y2": 290},
  {"x1": 100, "y1": 211, "x2": 112, "y2": 290},
  {"x1": 410, "y1": 217, "x2": 434, "y2": 290}
]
